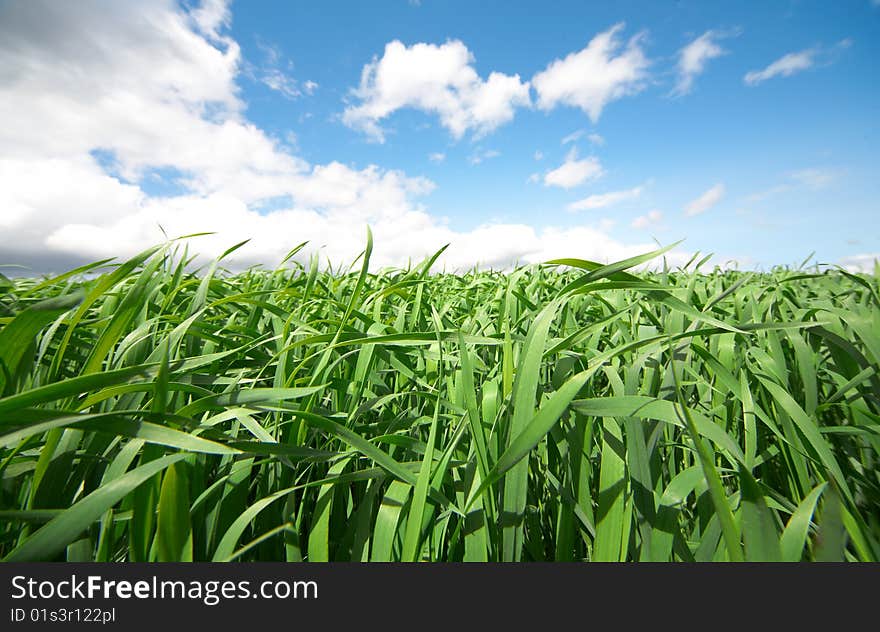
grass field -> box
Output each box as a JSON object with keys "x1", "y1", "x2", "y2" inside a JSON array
[{"x1": 1, "y1": 234, "x2": 878, "y2": 562}]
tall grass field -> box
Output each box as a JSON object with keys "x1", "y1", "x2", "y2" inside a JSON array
[{"x1": 1, "y1": 234, "x2": 878, "y2": 562}]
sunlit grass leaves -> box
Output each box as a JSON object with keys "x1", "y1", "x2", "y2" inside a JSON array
[{"x1": 1, "y1": 237, "x2": 877, "y2": 562}]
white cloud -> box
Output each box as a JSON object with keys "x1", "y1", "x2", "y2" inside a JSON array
[
  {"x1": 745, "y1": 39, "x2": 852, "y2": 86},
  {"x1": 674, "y1": 31, "x2": 725, "y2": 96},
  {"x1": 190, "y1": 0, "x2": 231, "y2": 41},
  {"x1": 744, "y1": 49, "x2": 815, "y2": 85},
  {"x1": 342, "y1": 39, "x2": 531, "y2": 142},
  {"x1": 467, "y1": 148, "x2": 500, "y2": 165},
  {"x1": 561, "y1": 129, "x2": 585, "y2": 145},
  {"x1": 543, "y1": 148, "x2": 604, "y2": 189},
  {"x1": 532, "y1": 23, "x2": 650, "y2": 121},
  {"x1": 253, "y1": 41, "x2": 316, "y2": 100},
  {"x1": 839, "y1": 253, "x2": 879, "y2": 273},
  {"x1": 567, "y1": 184, "x2": 644, "y2": 212},
  {"x1": 513, "y1": 225, "x2": 690, "y2": 271},
  {"x1": 0, "y1": 0, "x2": 429, "y2": 267},
  {"x1": 561, "y1": 130, "x2": 604, "y2": 146},
  {"x1": 685, "y1": 183, "x2": 725, "y2": 216},
  {"x1": 534, "y1": 150, "x2": 544, "y2": 161},
  {"x1": 261, "y1": 68, "x2": 302, "y2": 99},
  {"x1": 425, "y1": 224, "x2": 690, "y2": 271},
  {"x1": 527, "y1": 172, "x2": 541, "y2": 184},
  {"x1": 0, "y1": 156, "x2": 145, "y2": 233},
  {"x1": 0, "y1": 2, "x2": 286, "y2": 189},
  {"x1": 428, "y1": 152, "x2": 446, "y2": 163},
  {"x1": 631, "y1": 209, "x2": 663, "y2": 229},
  {"x1": 789, "y1": 167, "x2": 836, "y2": 189},
  {"x1": 746, "y1": 167, "x2": 837, "y2": 202},
  {"x1": 744, "y1": 184, "x2": 789, "y2": 204},
  {"x1": 0, "y1": 1, "x2": 677, "y2": 275}
]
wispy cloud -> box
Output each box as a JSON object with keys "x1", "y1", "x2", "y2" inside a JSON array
[
  {"x1": 561, "y1": 129, "x2": 586, "y2": 145},
  {"x1": 567, "y1": 184, "x2": 644, "y2": 212},
  {"x1": 543, "y1": 148, "x2": 604, "y2": 189},
  {"x1": 745, "y1": 184, "x2": 789, "y2": 204},
  {"x1": 428, "y1": 152, "x2": 446, "y2": 163},
  {"x1": 261, "y1": 68, "x2": 302, "y2": 99},
  {"x1": 561, "y1": 130, "x2": 605, "y2": 146},
  {"x1": 467, "y1": 148, "x2": 501, "y2": 165},
  {"x1": 685, "y1": 183, "x2": 725, "y2": 216},
  {"x1": 744, "y1": 49, "x2": 815, "y2": 85},
  {"x1": 789, "y1": 167, "x2": 836, "y2": 189},
  {"x1": 673, "y1": 30, "x2": 728, "y2": 96},
  {"x1": 746, "y1": 167, "x2": 837, "y2": 202},
  {"x1": 744, "y1": 39, "x2": 850, "y2": 86},
  {"x1": 254, "y1": 41, "x2": 317, "y2": 100},
  {"x1": 631, "y1": 209, "x2": 663, "y2": 228}
]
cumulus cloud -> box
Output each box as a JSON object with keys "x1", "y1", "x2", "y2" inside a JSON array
[
  {"x1": 684, "y1": 183, "x2": 725, "y2": 216},
  {"x1": 6, "y1": 153, "x2": 677, "y2": 273},
  {"x1": 631, "y1": 210, "x2": 663, "y2": 229},
  {"x1": 2, "y1": 153, "x2": 440, "y2": 269},
  {"x1": 0, "y1": 0, "x2": 428, "y2": 268},
  {"x1": 543, "y1": 148, "x2": 604, "y2": 189},
  {"x1": 839, "y1": 253, "x2": 879, "y2": 274},
  {"x1": 673, "y1": 31, "x2": 726, "y2": 96},
  {"x1": 342, "y1": 39, "x2": 531, "y2": 142},
  {"x1": 532, "y1": 23, "x2": 650, "y2": 121},
  {"x1": 567, "y1": 184, "x2": 644, "y2": 212},
  {"x1": 432, "y1": 224, "x2": 690, "y2": 271},
  {"x1": 0, "y1": 0, "x2": 681, "y2": 275},
  {"x1": 0, "y1": 0, "x2": 311, "y2": 204}
]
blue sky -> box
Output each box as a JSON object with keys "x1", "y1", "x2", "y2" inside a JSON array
[{"x1": 1, "y1": 0, "x2": 878, "y2": 272}]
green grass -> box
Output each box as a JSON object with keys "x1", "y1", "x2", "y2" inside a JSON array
[{"x1": 1, "y1": 236, "x2": 878, "y2": 562}]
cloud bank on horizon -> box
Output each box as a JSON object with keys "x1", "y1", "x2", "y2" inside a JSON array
[{"x1": 0, "y1": 0, "x2": 877, "y2": 274}]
